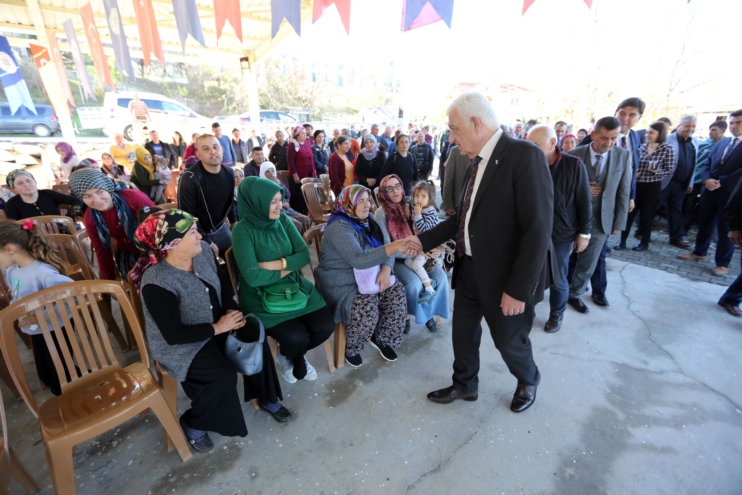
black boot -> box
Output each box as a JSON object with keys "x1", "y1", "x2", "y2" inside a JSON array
[{"x1": 544, "y1": 311, "x2": 563, "y2": 333}]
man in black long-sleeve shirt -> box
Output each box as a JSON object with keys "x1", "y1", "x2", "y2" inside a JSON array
[
  {"x1": 177, "y1": 134, "x2": 236, "y2": 258},
  {"x1": 528, "y1": 125, "x2": 592, "y2": 333},
  {"x1": 269, "y1": 130, "x2": 289, "y2": 171}
]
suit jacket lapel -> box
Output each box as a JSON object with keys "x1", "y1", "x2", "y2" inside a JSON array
[{"x1": 470, "y1": 133, "x2": 508, "y2": 215}]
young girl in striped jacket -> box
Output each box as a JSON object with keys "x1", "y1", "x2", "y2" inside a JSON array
[{"x1": 405, "y1": 181, "x2": 440, "y2": 303}]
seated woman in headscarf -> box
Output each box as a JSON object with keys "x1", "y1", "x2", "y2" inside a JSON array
[
  {"x1": 68, "y1": 168, "x2": 155, "y2": 280},
  {"x1": 4, "y1": 169, "x2": 82, "y2": 226},
  {"x1": 259, "y1": 162, "x2": 311, "y2": 234},
  {"x1": 55, "y1": 141, "x2": 81, "y2": 183},
  {"x1": 0, "y1": 186, "x2": 13, "y2": 211},
  {"x1": 314, "y1": 185, "x2": 411, "y2": 368},
  {"x1": 233, "y1": 177, "x2": 334, "y2": 384},
  {"x1": 130, "y1": 147, "x2": 163, "y2": 200},
  {"x1": 374, "y1": 174, "x2": 450, "y2": 334},
  {"x1": 101, "y1": 152, "x2": 131, "y2": 181},
  {"x1": 134, "y1": 208, "x2": 290, "y2": 454}
]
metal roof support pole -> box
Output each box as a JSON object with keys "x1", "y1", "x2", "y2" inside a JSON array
[
  {"x1": 241, "y1": 55, "x2": 262, "y2": 136},
  {"x1": 26, "y1": 0, "x2": 77, "y2": 143}
]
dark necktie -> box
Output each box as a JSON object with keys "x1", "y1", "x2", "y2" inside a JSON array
[
  {"x1": 593, "y1": 154, "x2": 602, "y2": 175},
  {"x1": 722, "y1": 137, "x2": 739, "y2": 164},
  {"x1": 621, "y1": 136, "x2": 628, "y2": 149},
  {"x1": 456, "y1": 156, "x2": 482, "y2": 257}
]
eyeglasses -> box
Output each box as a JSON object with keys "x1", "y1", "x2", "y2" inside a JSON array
[{"x1": 384, "y1": 184, "x2": 403, "y2": 192}]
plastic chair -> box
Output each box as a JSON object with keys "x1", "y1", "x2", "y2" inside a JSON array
[
  {"x1": 301, "y1": 183, "x2": 331, "y2": 225},
  {"x1": 52, "y1": 184, "x2": 72, "y2": 196},
  {"x1": 0, "y1": 271, "x2": 32, "y2": 351},
  {"x1": 224, "y1": 247, "x2": 335, "y2": 374},
  {"x1": 302, "y1": 225, "x2": 324, "y2": 278},
  {"x1": 47, "y1": 234, "x2": 131, "y2": 353},
  {"x1": 300, "y1": 178, "x2": 320, "y2": 185},
  {"x1": 160, "y1": 202, "x2": 178, "y2": 210},
  {"x1": 277, "y1": 170, "x2": 291, "y2": 190},
  {"x1": 0, "y1": 210, "x2": 6, "y2": 221},
  {"x1": 0, "y1": 280, "x2": 193, "y2": 494},
  {"x1": 27, "y1": 215, "x2": 76, "y2": 235},
  {"x1": 320, "y1": 174, "x2": 332, "y2": 200},
  {"x1": 165, "y1": 170, "x2": 179, "y2": 202},
  {"x1": 0, "y1": 384, "x2": 40, "y2": 493}
]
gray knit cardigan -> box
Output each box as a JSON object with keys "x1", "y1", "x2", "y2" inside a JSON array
[
  {"x1": 313, "y1": 214, "x2": 395, "y2": 325},
  {"x1": 141, "y1": 241, "x2": 221, "y2": 382}
]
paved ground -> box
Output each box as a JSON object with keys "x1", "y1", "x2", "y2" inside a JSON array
[{"x1": 4, "y1": 257, "x2": 742, "y2": 495}]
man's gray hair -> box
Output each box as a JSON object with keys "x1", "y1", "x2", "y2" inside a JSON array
[
  {"x1": 528, "y1": 124, "x2": 557, "y2": 143},
  {"x1": 447, "y1": 91, "x2": 499, "y2": 129},
  {"x1": 679, "y1": 115, "x2": 697, "y2": 124}
]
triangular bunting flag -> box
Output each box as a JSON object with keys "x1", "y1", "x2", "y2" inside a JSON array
[
  {"x1": 132, "y1": 0, "x2": 166, "y2": 67},
  {"x1": 172, "y1": 0, "x2": 207, "y2": 49},
  {"x1": 312, "y1": 0, "x2": 351, "y2": 35},
  {"x1": 271, "y1": 0, "x2": 302, "y2": 39},
  {"x1": 215, "y1": 0, "x2": 243, "y2": 44},
  {"x1": 80, "y1": 2, "x2": 116, "y2": 91},
  {"x1": 402, "y1": 0, "x2": 454, "y2": 32},
  {"x1": 524, "y1": 0, "x2": 592, "y2": 15}
]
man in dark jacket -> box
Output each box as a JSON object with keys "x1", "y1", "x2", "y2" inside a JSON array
[
  {"x1": 231, "y1": 128, "x2": 249, "y2": 165},
  {"x1": 410, "y1": 131, "x2": 435, "y2": 181},
  {"x1": 269, "y1": 130, "x2": 289, "y2": 171},
  {"x1": 528, "y1": 125, "x2": 592, "y2": 333},
  {"x1": 177, "y1": 134, "x2": 236, "y2": 258},
  {"x1": 718, "y1": 179, "x2": 742, "y2": 316},
  {"x1": 244, "y1": 146, "x2": 265, "y2": 177},
  {"x1": 145, "y1": 130, "x2": 175, "y2": 169}
]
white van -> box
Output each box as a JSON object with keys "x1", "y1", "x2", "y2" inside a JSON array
[{"x1": 102, "y1": 91, "x2": 213, "y2": 142}]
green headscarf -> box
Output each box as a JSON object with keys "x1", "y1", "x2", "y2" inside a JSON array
[{"x1": 238, "y1": 176, "x2": 284, "y2": 229}]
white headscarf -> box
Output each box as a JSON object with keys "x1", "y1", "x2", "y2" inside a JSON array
[{"x1": 259, "y1": 161, "x2": 277, "y2": 181}]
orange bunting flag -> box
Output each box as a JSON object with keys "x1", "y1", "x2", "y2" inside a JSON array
[
  {"x1": 47, "y1": 31, "x2": 75, "y2": 109},
  {"x1": 28, "y1": 43, "x2": 71, "y2": 120},
  {"x1": 312, "y1": 0, "x2": 352, "y2": 35},
  {"x1": 133, "y1": 0, "x2": 166, "y2": 67},
  {"x1": 214, "y1": 0, "x2": 243, "y2": 44},
  {"x1": 523, "y1": 0, "x2": 592, "y2": 15},
  {"x1": 80, "y1": 2, "x2": 116, "y2": 90}
]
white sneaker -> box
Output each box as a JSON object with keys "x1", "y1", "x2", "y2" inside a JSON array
[
  {"x1": 275, "y1": 350, "x2": 297, "y2": 384},
  {"x1": 304, "y1": 358, "x2": 317, "y2": 380}
]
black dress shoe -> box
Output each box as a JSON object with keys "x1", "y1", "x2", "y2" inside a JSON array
[
  {"x1": 592, "y1": 293, "x2": 609, "y2": 307},
  {"x1": 403, "y1": 319, "x2": 411, "y2": 334},
  {"x1": 544, "y1": 311, "x2": 563, "y2": 333},
  {"x1": 510, "y1": 383, "x2": 537, "y2": 413},
  {"x1": 606, "y1": 247, "x2": 612, "y2": 254},
  {"x1": 718, "y1": 300, "x2": 742, "y2": 317},
  {"x1": 180, "y1": 416, "x2": 213, "y2": 453},
  {"x1": 568, "y1": 297, "x2": 589, "y2": 314},
  {"x1": 613, "y1": 242, "x2": 626, "y2": 250},
  {"x1": 427, "y1": 385, "x2": 478, "y2": 404},
  {"x1": 632, "y1": 243, "x2": 649, "y2": 251},
  {"x1": 263, "y1": 404, "x2": 293, "y2": 423},
  {"x1": 669, "y1": 239, "x2": 690, "y2": 249}
]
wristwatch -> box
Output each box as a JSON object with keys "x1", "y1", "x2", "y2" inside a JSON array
[{"x1": 578, "y1": 233, "x2": 591, "y2": 240}]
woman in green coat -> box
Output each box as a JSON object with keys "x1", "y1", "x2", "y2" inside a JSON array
[{"x1": 233, "y1": 177, "x2": 335, "y2": 384}]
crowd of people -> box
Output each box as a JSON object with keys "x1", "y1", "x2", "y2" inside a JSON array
[{"x1": 1, "y1": 90, "x2": 740, "y2": 455}]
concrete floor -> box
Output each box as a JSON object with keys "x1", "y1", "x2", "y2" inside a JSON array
[{"x1": 4, "y1": 258, "x2": 742, "y2": 495}]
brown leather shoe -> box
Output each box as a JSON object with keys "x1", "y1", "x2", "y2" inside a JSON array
[
  {"x1": 712, "y1": 266, "x2": 729, "y2": 276},
  {"x1": 677, "y1": 253, "x2": 706, "y2": 261},
  {"x1": 719, "y1": 300, "x2": 742, "y2": 317},
  {"x1": 510, "y1": 383, "x2": 537, "y2": 413},
  {"x1": 427, "y1": 385, "x2": 478, "y2": 404},
  {"x1": 669, "y1": 240, "x2": 690, "y2": 249}
]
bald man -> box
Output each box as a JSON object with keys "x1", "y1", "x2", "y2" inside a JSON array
[{"x1": 528, "y1": 125, "x2": 592, "y2": 333}]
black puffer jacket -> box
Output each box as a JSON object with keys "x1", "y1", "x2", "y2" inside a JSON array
[{"x1": 550, "y1": 150, "x2": 593, "y2": 244}]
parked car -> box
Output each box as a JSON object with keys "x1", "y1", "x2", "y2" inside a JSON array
[
  {"x1": 237, "y1": 110, "x2": 298, "y2": 124},
  {"x1": 102, "y1": 91, "x2": 212, "y2": 142},
  {"x1": 0, "y1": 103, "x2": 61, "y2": 137}
]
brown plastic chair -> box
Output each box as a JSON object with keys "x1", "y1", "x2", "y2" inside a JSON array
[
  {"x1": 28, "y1": 215, "x2": 76, "y2": 235},
  {"x1": 0, "y1": 280, "x2": 192, "y2": 494},
  {"x1": 0, "y1": 384, "x2": 40, "y2": 493},
  {"x1": 301, "y1": 183, "x2": 331, "y2": 225},
  {"x1": 47, "y1": 234, "x2": 130, "y2": 353},
  {"x1": 300, "y1": 177, "x2": 320, "y2": 185},
  {"x1": 302, "y1": 225, "x2": 324, "y2": 278},
  {"x1": 0, "y1": 271, "x2": 32, "y2": 352},
  {"x1": 277, "y1": 170, "x2": 291, "y2": 189},
  {"x1": 52, "y1": 184, "x2": 72, "y2": 196},
  {"x1": 165, "y1": 170, "x2": 179, "y2": 202},
  {"x1": 224, "y1": 247, "x2": 335, "y2": 373},
  {"x1": 374, "y1": 186, "x2": 381, "y2": 206},
  {"x1": 320, "y1": 174, "x2": 332, "y2": 200}
]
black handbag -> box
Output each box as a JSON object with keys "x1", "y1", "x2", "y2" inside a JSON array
[{"x1": 223, "y1": 314, "x2": 264, "y2": 376}]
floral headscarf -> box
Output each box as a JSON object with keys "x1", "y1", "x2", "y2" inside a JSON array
[
  {"x1": 333, "y1": 185, "x2": 372, "y2": 226},
  {"x1": 69, "y1": 168, "x2": 136, "y2": 250},
  {"x1": 56, "y1": 142, "x2": 76, "y2": 164},
  {"x1": 5, "y1": 169, "x2": 35, "y2": 189},
  {"x1": 378, "y1": 174, "x2": 414, "y2": 241},
  {"x1": 130, "y1": 208, "x2": 197, "y2": 290}
]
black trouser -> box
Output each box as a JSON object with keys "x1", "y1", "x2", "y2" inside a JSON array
[
  {"x1": 266, "y1": 305, "x2": 335, "y2": 379},
  {"x1": 451, "y1": 256, "x2": 540, "y2": 395},
  {"x1": 663, "y1": 181, "x2": 690, "y2": 241},
  {"x1": 32, "y1": 331, "x2": 79, "y2": 397},
  {"x1": 621, "y1": 181, "x2": 662, "y2": 244},
  {"x1": 202, "y1": 223, "x2": 232, "y2": 260},
  {"x1": 684, "y1": 184, "x2": 702, "y2": 234}
]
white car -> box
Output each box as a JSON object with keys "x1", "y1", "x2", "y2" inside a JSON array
[{"x1": 102, "y1": 91, "x2": 213, "y2": 142}]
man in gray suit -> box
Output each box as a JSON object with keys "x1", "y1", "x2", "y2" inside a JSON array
[
  {"x1": 442, "y1": 142, "x2": 469, "y2": 215},
  {"x1": 567, "y1": 117, "x2": 632, "y2": 313}
]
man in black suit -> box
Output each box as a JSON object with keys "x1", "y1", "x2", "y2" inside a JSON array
[
  {"x1": 406, "y1": 91, "x2": 554, "y2": 413},
  {"x1": 679, "y1": 109, "x2": 742, "y2": 276},
  {"x1": 718, "y1": 178, "x2": 742, "y2": 316}
]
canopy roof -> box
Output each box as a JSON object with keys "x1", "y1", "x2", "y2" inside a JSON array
[{"x1": 0, "y1": 0, "x2": 313, "y2": 66}]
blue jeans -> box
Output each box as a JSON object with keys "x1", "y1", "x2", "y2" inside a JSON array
[
  {"x1": 393, "y1": 261, "x2": 450, "y2": 325},
  {"x1": 550, "y1": 242, "x2": 573, "y2": 314}
]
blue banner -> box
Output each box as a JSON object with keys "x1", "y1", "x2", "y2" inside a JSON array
[
  {"x1": 63, "y1": 19, "x2": 96, "y2": 101},
  {"x1": 0, "y1": 36, "x2": 35, "y2": 115},
  {"x1": 172, "y1": 0, "x2": 206, "y2": 50},
  {"x1": 271, "y1": 0, "x2": 301, "y2": 39},
  {"x1": 403, "y1": 0, "x2": 454, "y2": 31},
  {"x1": 103, "y1": 0, "x2": 136, "y2": 80}
]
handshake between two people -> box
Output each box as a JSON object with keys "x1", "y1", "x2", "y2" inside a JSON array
[{"x1": 384, "y1": 235, "x2": 440, "y2": 259}]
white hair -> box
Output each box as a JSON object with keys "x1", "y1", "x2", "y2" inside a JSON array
[
  {"x1": 447, "y1": 91, "x2": 499, "y2": 129},
  {"x1": 679, "y1": 115, "x2": 697, "y2": 124},
  {"x1": 528, "y1": 124, "x2": 557, "y2": 144}
]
